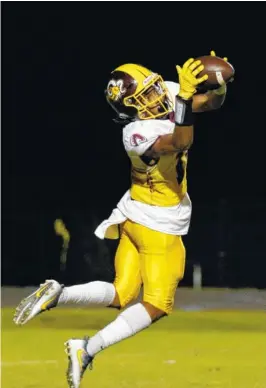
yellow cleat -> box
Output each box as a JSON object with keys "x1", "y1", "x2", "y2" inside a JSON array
[
  {"x1": 65, "y1": 337, "x2": 93, "y2": 388},
  {"x1": 13, "y1": 279, "x2": 63, "y2": 325}
]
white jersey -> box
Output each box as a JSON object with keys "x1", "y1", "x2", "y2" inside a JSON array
[{"x1": 94, "y1": 81, "x2": 192, "y2": 240}]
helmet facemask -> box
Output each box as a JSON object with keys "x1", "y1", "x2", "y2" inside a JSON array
[{"x1": 123, "y1": 74, "x2": 173, "y2": 120}]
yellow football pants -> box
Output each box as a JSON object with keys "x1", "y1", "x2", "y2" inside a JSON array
[{"x1": 113, "y1": 219, "x2": 186, "y2": 314}]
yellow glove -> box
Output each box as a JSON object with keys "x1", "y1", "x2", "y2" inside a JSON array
[
  {"x1": 210, "y1": 50, "x2": 228, "y2": 62},
  {"x1": 176, "y1": 58, "x2": 208, "y2": 100}
]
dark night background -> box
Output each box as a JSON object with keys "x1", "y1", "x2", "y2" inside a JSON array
[{"x1": 2, "y1": 3, "x2": 266, "y2": 289}]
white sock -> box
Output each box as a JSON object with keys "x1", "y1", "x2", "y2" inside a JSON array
[
  {"x1": 58, "y1": 281, "x2": 116, "y2": 306},
  {"x1": 86, "y1": 303, "x2": 152, "y2": 357}
]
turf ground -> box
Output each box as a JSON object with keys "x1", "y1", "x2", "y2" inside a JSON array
[{"x1": 2, "y1": 307, "x2": 266, "y2": 388}]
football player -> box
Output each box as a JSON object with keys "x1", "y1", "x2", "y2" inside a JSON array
[{"x1": 14, "y1": 51, "x2": 230, "y2": 388}]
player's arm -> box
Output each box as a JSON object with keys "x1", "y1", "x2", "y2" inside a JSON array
[
  {"x1": 146, "y1": 118, "x2": 194, "y2": 156},
  {"x1": 192, "y1": 85, "x2": 227, "y2": 112},
  {"x1": 146, "y1": 58, "x2": 207, "y2": 157}
]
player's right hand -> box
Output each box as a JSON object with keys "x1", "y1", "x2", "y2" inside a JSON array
[{"x1": 176, "y1": 58, "x2": 208, "y2": 100}]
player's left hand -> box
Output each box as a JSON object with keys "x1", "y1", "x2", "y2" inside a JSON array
[{"x1": 176, "y1": 58, "x2": 208, "y2": 100}]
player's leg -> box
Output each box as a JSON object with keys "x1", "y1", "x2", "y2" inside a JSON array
[
  {"x1": 67, "y1": 222, "x2": 177, "y2": 364},
  {"x1": 65, "y1": 301, "x2": 152, "y2": 388},
  {"x1": 13, "y1": 277, "x2": 117, "y2": 325},
  {"x1": 111, "y1": 223, "x2": 142, "y2": 308},
  {"x1": 65, "y1": 221, "x2": 144, "y2": 388},
  {"x1": 139, "y1": 225, "x2": 186, "y2": 320},
  {"x1": 61, "y1": 221, "x2": 142, "y2": 313},
  {"x1": 65, "y1": 224, "x2": 185, "y2": 387},
  {"x1": 64, "y1": 223, "x2": 185, "y2": 381},
  {"x1": 14, "y1": 224, "x2": 139, "y2": 326}
]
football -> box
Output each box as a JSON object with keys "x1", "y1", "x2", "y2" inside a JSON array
[{"x1": 196, "y1": 55, "x2": 235, "y2": 91}]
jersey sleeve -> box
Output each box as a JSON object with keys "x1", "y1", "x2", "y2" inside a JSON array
[
  {"x1": 164, "y1": 81, "x2": 180, "y2": 111},
  {"x1": 123, "y1": 121, "x2": 164, "y2": 156}
]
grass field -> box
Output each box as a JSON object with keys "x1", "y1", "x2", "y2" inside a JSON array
[{"x1": 2, "y1": 307, "x2": 266, "y2": 388}]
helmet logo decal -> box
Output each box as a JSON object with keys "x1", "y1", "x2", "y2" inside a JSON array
[
  {"x1": 107, "y1": 79, "x2": 126, "y2": 101},
  {"x1": 143, "y1": 73, "x2": 156, "y2": 86}
]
